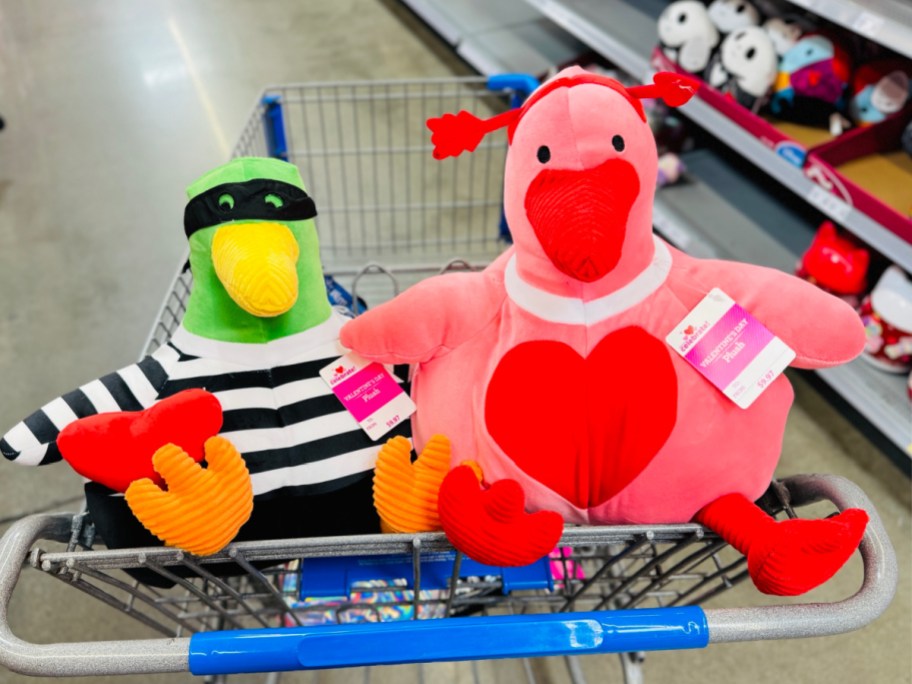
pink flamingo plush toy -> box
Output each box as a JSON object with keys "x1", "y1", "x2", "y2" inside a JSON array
[{"x1": 342, "y1": 68, "x2": 868, "y2": 596}]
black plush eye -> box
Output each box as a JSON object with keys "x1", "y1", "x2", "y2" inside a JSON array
[
  {"x1": 746, "y1": 47, "x2": 756, "y2": 59},
  {"x1": 806, "y1": 47, "x2": 813, "y2": 56},
  {"x1": 218, "y1": 194, "x2": 235, "y2": 211},
  {"x1": 537, "y1": 145, "x2": 551, "y2": 163},
  {"x1": 736, "y1": 3, "x2": 746, "y2": 12},
  {"x1": 678, "y1": 12, "x2": 687, "y2": 23},
  {"x1": 612, "y1": 135, "x2": 625, "y2": 152}
]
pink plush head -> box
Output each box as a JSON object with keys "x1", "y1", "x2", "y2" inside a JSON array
[
  {"x1": 508, "y1": 69, "x2": 657, "y2": 283},
  {"x1": 427, "y1": 69, "x2": 698, "y2": 294}
]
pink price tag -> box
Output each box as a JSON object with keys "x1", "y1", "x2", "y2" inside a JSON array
[
  {"x1": 667, "y1": 289, "x2": 795, "y2": 409},
  {"x1": 320, "y1": 353, "x2": 415, "y2": 440}
]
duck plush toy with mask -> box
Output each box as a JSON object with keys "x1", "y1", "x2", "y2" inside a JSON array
[
  {"x1": 342, "y1": 69, "x2": 869, "y2": 597},
  {"x1": 2, "y1": 157, "x2": 408, "y2": 561}
]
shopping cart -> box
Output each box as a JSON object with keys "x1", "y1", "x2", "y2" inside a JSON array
[{"x1": 0, "y1": 77, "x2": 898, "y2": 682}]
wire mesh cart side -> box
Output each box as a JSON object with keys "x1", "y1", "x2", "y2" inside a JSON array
[{"x1": 0, "y1": 474, "x2": 898, "y2": 677}]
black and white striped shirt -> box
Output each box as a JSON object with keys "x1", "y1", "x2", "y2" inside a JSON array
[{"x1": 1, "y1": 312, "x2": 410, "y2": 499}]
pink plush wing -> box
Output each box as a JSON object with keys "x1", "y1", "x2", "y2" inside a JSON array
[
  {"x1": 341, "y1": 267, "x2": 507, "y2": 365},
  {"x1": 669, "y1": 246, "x2": 866, "y2": 369}
]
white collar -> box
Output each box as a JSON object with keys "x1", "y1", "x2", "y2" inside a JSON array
[
  {"x1": 168, "y1": 310, "x2": 347, "y2": 367},
  {"x1": 504, "y1": 236, "x2": 672, "y2": 325}
]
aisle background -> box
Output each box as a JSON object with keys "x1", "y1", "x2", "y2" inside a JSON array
[{"x1": 0, "y1": 1, "x2": 908, "y2": 682}]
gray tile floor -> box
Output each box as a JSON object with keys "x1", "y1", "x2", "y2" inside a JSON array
[{"x1": 0, "y1": 1, "x2": 909, "y2": 682}]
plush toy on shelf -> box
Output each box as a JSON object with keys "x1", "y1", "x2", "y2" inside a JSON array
[
  {"x1": 1, "y1": 157, "x2": 409, "y2": 565},
  {"x1": 657, "y1": 1, "x2": 720, "y2": 74},
  {"x1": 705, "y1": 25, "x2": 779, "y2": 110},
  {"x1": 762, "y1": 15, "x2": 806, "y2": 57},
  {"x1": 707, "y1": 0, "x2": 761, "y2": 35},
  {"x1": 796, "y1": 221, "x2": 870, "y2": 309},
  {"x1": 344, "y1": 68, "x2": 869, "y2": 597},
  {"x1": 860, "y1": 266, "x2": 912, "y2": 373},
  {"x1": 848, "y1": 60, "x2": 912, "y2": 127},
  {"x1": 770, "y1": 33, "x2": 852, "y2": 128}
]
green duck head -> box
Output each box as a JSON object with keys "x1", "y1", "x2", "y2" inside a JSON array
[{"x1": 181, "y1": 157, "x2": 331, "y2": 344}]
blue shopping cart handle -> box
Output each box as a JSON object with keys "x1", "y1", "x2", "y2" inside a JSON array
[{"x1": 189, "y1": 607, "x2": 708, "y2": 675}]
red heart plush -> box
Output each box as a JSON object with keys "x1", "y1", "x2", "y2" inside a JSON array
[
  {"x1": 57, "y1": 389, "x2": 223, "y2": 493},
  {"x1": 484, "y1": 328, "x2": 677, "y2": 510}
]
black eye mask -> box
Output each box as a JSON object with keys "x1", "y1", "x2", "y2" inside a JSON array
[{"x1": 183, "y1": 179, "x2": 318, "y2": 238}]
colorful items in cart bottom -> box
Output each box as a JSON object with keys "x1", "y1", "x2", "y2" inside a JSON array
[
  {"x1": 796, "y1": 221, "x2": 870, "y2": 309},
  {"x1": 860, "y1": 266, "x2": 912, "y2": 373},
  {"x1": 286, "y1": 580, "x2": 449, "y2": 626},
  {"x1": 343, "y1": 67, "x2": 869, "y2": 597},
  {"x1": 550, "y1": 547, "x2": 586, "y2": 581}
]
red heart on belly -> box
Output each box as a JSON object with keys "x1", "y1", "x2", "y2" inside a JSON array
[{"x1": 484, "y1": 328, "x2": 677, "y2": 510}]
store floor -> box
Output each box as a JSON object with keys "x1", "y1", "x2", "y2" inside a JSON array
[{"x1": 0, "y1": 1, "x2": 908, "y2": 683}]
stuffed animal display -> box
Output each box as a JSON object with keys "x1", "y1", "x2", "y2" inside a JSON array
[
  {"x1": 796, "y1": 221, "x2": 870, "y2": 309},
  {"x1": 848, "y1": 61, "x2": 912, "y2": 127},
  {"x1": 762, "y1": 15, "x2": 805, "y2": 56},
  {"x1": 707, "y1": 25, "x2": 779, "y2": 109},
  {"x1": 770, "y1": 34, "x2": 852, "y2": 126},
  {"x1": 344, "y1": 68, "x2": 869, "y2": 597},
  {"x1": 860, "y1": 266, "x2": 912, "y2": 373},
  {"x1": 2, "y1": 157, "x2": 410, "y2": 565},
  {"x1": 707, "y1": 0, "x2": 761, "y2": 35},
  {"x1": 658, "y1": 1, "x2": 720, "y2": 74}
]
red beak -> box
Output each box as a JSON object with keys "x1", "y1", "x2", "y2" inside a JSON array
[{"x1": 524, "y1": 158, "x2": 640, "y2": 282}]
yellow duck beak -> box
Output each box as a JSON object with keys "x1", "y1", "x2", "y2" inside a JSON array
[{"x1": 211, "y1": 222, "x2": 300, "y2": 317}]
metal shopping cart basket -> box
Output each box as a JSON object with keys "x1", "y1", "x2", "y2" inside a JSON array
[{"x1": 0, "y1": 77, "x2": 898, "y2": 681}]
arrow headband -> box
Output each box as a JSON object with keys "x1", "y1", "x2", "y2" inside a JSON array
[{"x1": 427, "y1": 71, "x2": 700, "y2": 160}]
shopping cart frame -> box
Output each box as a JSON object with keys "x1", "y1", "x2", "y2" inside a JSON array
[
  {"x1": 0, "y1": 76, "x2": 899, "y2": 678},
  {"x1": 0, "y1": 474, "x2": 898, "y2": 676}
]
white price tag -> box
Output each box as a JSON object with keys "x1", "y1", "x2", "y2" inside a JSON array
[
  {"x1": 806, "y1": 185, "x2": 852, "y2": 223},
  {"x1": 320, "y1": 353, "x2": 415, "y2": 441},
  {"x1": 667, "y1": 289, "x2": 795, "y2": 409}
]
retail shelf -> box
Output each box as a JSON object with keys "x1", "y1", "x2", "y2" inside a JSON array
[
  {"x1": 521, "y1": 0, "x2": 912, "y2": 273},
  {"x1": 458, "y1": 21, "x2": 587, "y2": 78},
  {"x1": 654, "y1": 149, "x2": 911, "y2": 457},
  {"x1": 524, "y1": 0, "x2": 660, "y2": 78},
  {"x1": 401, "y1": 0, "x2": 542, "y2": 45},
  {"x1": 816, "y1": 363, "x2": 912, "y2": 457},
  {"x1": 785, "y1": 0, "x2": 912, "y2": 61},
  {"x1": 400, "y1": 0, "x2": 585, "y2": 76},
  {"x1": 402, "y1": 0, "x2": 462, "y2": 45}
]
